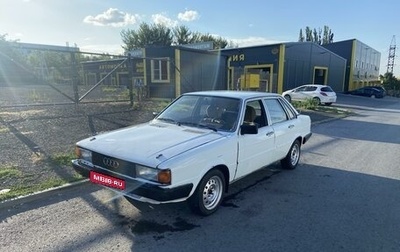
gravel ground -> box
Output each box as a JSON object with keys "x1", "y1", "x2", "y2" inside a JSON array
[{"x1": 0, "y1": 101, "x2": 157, "y2": 196}]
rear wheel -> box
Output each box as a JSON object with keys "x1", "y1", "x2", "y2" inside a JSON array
[
  {"x1": 280, "y1": 140, "x2": 301, "y2": 170},
  {"x1": 313, "y1": 97, "x2": 321, "y2": 105},
  {"x1": 188, "y1": 169, "x2": 225, "y2": 216},
  {"x1": 284, "y1": 95, "x2": 291, "y2": 103}
]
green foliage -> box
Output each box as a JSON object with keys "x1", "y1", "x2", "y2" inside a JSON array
[
  {"x1": 292, "y1": 98, "x2": 319, "y2": 110},
  {"x1": 380, "y1": 72, "x2": 400, "y2": 96},
  {"x1": 121, "y1": 23, "x2": 174, "y2": 51},
  {"x1": 0, "y1": 176, "x2": 83, "y2": 202},
  {"x1": 298, "y1": 26, "x2": 334, "y2": 45},
  {"x1": 50, "y1": 153, "x2": 76, "y2": 166},
  {"x1": 121, "y1": 23, "x2": 231, "y2": 52},
  {"x1": 0, "y1": 166, "x2": 22, "y2": 179}
]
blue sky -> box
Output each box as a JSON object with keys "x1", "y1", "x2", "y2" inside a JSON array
[{"x1": 1, "y1": 0, "x2": 400, "y2": 76}]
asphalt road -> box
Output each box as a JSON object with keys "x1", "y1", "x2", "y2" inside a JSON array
[{"x1": 1, "y1": 94, "x2": 400, "y2": 252}]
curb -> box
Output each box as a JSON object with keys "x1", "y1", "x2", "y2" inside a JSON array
[{"x1": 0, "y1": 179, "x2": 89, "y2": 210}]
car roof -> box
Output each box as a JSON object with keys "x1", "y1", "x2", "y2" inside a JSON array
[
  {"x1": 183, "y1": 90, "x2": 281, "y2": 99},
  {"x1": 301, "y1": 84, "x2": 329, "y2": 87}
]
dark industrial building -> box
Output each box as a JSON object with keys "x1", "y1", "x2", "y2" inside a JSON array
[
  {"x1": 82, "y1": 46, "x2": 228, "y2": 99},
  {"x1": 221, "y1": 42, "x2": 347, "y2": 94},
  {"x1": 323, "y1": 39, "x2": 381, "y2": 91}
]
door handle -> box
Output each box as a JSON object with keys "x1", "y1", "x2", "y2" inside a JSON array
[
  {"x1": 288, "y1": 125, "x2": 294, "y2": 129},
  {"x1": 266, "y1": 131, "x2": 274, "y2": 137}
]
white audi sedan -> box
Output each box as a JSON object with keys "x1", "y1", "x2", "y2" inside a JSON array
[
  {"x1": 72, "y1": 91, "x2": 312, "y2": 215},
  {"x1": 282, "y1": 84, "x2": 337, "y2": 105}
]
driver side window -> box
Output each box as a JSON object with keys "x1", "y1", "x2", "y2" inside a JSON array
[{"x1": 244, "y1": 100, "x2": 267, "y2": 128}]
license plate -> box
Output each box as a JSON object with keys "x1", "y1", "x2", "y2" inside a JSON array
[{"x1": 90, "y1": 171, "x2": 126, "y2": 190}]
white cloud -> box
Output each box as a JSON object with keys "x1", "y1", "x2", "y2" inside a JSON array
[
  {"x1": 83, "y1": 8, "x2": 138, "y2": 27},
  {"x1": 152, "y1": 13, "x2": 178, "y2": 27},
  {"x1": 177, "y1": 10, "x2": 199, "y2": 22}
]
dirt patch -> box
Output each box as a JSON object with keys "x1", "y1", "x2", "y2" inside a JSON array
[{"x1": 0, "y1": 101, "x2": 160, "y2": 196}]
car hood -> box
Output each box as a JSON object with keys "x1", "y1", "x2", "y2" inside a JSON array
[{"x1": 77, "y1": 121, "x2": 225, "y2": 167}]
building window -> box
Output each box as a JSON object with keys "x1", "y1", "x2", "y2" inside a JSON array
[{"x1": 151, "y1": 58, "x2": 170, "y2": 83}]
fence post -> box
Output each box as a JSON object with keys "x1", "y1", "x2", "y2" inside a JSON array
[
  {"x1": 70, "y1": 52, "x2": 80, "y2": 104},
  {"x1": 127, "y1": 53, "x2": 134, "y2": 106}
]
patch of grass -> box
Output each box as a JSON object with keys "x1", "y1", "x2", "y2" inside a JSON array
[
  {"x1": 50, "y1": 152, "x2": 76, "y2": 166},
  {"x1": 292, "y1": 99, "x2": 352, "y2": 116},
  {"x1": 102, "y1": 86, "x2": 118, "y2": 93},
  {"x1": 0, "y1": 127, "x2": 9, "y2": 134},
  {"x1": 292, "y1": 98, "x2": 319, "y2": 110},
  {"x1": 0, "y1": 174, "x2": 83, "y2": 202},
  {"x1": 0, "y1": 166, "x2": 22, "y2": 179}
]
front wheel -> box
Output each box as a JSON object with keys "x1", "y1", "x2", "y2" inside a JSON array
[
  {"x1": 280, "y1": 140, "x2": 301, "y2": 170},
  {"x1": 188, "y1": 169, "x2": 225, "y2": 216}
]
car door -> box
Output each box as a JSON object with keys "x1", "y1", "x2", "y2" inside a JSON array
[
  {"x1": 263, "y1": 98, "x2": 299, "y2": 159},
  {"x1": 291, "y1": 86, "x2": 308, "y2": 101},
  {"x1": 302, "y1": 85, "x2": 318, "y2": 100},
  {"x1": 235, "y1": 99, "x2": 276, "y2": 179}
]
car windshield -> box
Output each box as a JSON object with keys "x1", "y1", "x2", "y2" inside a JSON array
[{"x1": 156, "y1": 95, "x2": 241, "y2": 132}]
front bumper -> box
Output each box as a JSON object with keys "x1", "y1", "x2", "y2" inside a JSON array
[{"x1": 72, "y1": 159, "x2": 193, "y2": 203}]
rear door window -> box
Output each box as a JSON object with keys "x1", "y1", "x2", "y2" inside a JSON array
[
  {"x1": 264, "y1": 98, "x2": 288, "y2": 124},
  {"x1": 321, "y1": 86, "x2": 334, "y2": 92}
]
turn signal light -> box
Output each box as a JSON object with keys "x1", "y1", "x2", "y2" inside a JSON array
[{"x1": 158, "y1": 170, "x2": 171, "y2": 184}]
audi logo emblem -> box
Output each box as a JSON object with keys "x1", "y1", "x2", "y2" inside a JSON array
[{"x1": 103, "y1": 157, "x2": 120, "y2": 169}]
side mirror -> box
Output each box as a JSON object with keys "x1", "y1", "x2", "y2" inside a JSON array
[{"x1": 240, "y1": 124, "x2": 258, "y2": 135}]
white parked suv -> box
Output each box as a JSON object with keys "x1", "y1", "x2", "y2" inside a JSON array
[
  {"x1": 72, "y1": 91, "x2": 312, "y2": 215},
  {"x1": 282, "y1": 84, "x2": 337, "y2": 105}
]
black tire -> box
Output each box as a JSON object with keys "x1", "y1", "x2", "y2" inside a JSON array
[
  {"x1": 280, "y1": 140, "x2": 301, "y2": 170},
  {"x1": 188, "y1": 169, "x2": 225, "y2": 216},
  {"x1": 313, "y1": 97, "x2": 321, "y2": 105},
  {"x1": 284, "y1": 95, "x2": 291, "y2": 103}
]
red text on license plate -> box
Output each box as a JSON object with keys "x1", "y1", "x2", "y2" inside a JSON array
[{"x1": 90, "y1": 171, "x2": 125, "y2": 190}]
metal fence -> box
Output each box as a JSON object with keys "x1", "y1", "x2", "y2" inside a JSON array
[{"x1": 0, "y1": 43, "x2": 156, "y2": 108}]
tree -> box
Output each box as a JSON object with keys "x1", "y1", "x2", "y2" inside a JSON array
[
  {"x1": 121, "y1": 23, "x2": 173, "y2": 51},
  {"x1": 380, "y1": 72, "x2": 400, "y2": 92},
  {"x1": 173, "y1": 25, "x2": 195, "y2": 45},
  {"x1": 298, "y1": 25, "x2": 334, "y2": 45},
  {"x1": 121, "y1": 23, "x2": 230, "y2": 52},
  {"x1": 298, "y1": 29, "x2": 305, "y2": 42}
]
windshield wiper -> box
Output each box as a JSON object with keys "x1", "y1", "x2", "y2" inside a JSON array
[
  {"x1": 197, "y1": 123, "x2": 218, "y2": 132},
  {"x1": 157, "y1": 117, "x2": 178, "y2": 125}
]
